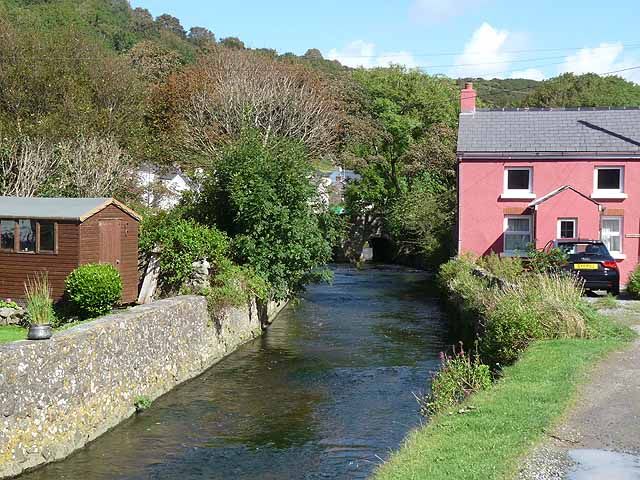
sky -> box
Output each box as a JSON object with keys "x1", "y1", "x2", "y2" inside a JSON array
[{"x1": 130, "y1": 0, "x2": 640, "y2": 82}]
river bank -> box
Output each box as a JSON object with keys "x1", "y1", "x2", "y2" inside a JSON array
[
  {"x1": 373, "y1": 256, "x2": 636, "y2": 480},
  {"x1": 19, "y1": 264, "x2": 446, "y2": 480},
  {"x1": 0, "y1": 296, "x2": 286, "y2": 479}
]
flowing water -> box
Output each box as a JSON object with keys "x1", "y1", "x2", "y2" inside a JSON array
[{"x1": 23, "y1": 265, "x2": 447, "y2": 480}]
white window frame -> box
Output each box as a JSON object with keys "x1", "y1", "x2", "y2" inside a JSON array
[
  {"x1": 502, "y1": 167, "x2": 535, "y2": 199},
  {"x1": 601, "y1": 216, "x2": 624, "y2": 259},
  {"x1": 557, "y1": 218, "x2": 577, "y2": 239},
  {"x1": 592, "y1": 166, "x2": 627, "y2": 199},
  {"x1": 503, "y1": 215, "x2": 533, "y2": 256}
]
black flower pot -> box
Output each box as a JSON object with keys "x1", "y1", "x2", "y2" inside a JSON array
[{"x1": 27, "y1": 324, "x2": 53, "y2": 341}]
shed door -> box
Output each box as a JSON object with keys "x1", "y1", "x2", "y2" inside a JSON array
[{"x1": 99, "y1": 219, "x2": 122, "y2": 270}]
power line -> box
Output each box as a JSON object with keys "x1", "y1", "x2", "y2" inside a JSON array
[{"x1": 330, "y1": 41, "x2": 640, "y2": 59}]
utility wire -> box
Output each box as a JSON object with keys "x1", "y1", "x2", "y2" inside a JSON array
[{"x1": 330, "y1": 41, "x2": 640, "y2": 59}]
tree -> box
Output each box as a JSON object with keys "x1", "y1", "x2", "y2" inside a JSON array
[
  {"x1": 387, "y1": 174, "x2": 456, "y2": 263},
  {"x1": 188, "y1": 132, "x2": 333, "y2": 300},
  {"x1": 304, "y1": 48, "x2": 324, "y2": 60},
  {"x1": 155, "y1": 14, "x2": 185, "y2": 38},
  {"x1": 159, "y1": 48, "x2": 340, "y2": 158},
  {"x1": 0, "y1": 136, "x2": 131, "y2": 198},
  {"x1": 131, "y1": 7, "x2": 156, "y2": 36},
  {"x1": 0, "y1": 22, "x2": 146, "y2": 150},
  {"x1": 521, "y1": 73, "x2": 640, "y2": 108},
  {"x1": 188, "y1": 27, "x2": 215, "y2": 48},
  {"x1": 342, "y1": 67, "x2": 459, "y2": 263},
  {"x1": 0, "y1": 138, "x2": 58, "y2": 197},
  {"x1": 53, "y1": 136, "x2": 133, "y2": 198},
  {"x1": 128, "y1": 40, "x2": 183, "y2": 83},
  {"x1": 219, "y1": 36, "x2": 245, "y2": 50}
]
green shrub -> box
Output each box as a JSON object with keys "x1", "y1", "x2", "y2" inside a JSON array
[
  {"x1": 0, "y1": 299, "x2": 19, "y2": 310},
  {"x1": 480, "y1": 273, "x2": 587, "y2": 365},
  {"x1": 134, "y1": 395, "x2": 152, "y2": 413},
  {"x1": 526, "y1": 245, "x2": 568, "y2": 273},
  {"x1": 140, "y1": 214, "x2": 228, "y2": 294},
  {"x1": 478, "y1": 252, "x2": 523, "y2": 282},
  {"x1": 481, "y1": 293, "x2": 543, "y2": 365},
  {"x1": 627, "y1": 264, "x2": 640, "y2": 299},
  {"x1": 423, "y1": 343, "x2": 491, "y2": 416},
  {"x1": 441, "y1": 254, "x2": 591, "y2": 366},
  {"x1": 202, "y1": 259, "x2": 269, "y2": 310},
  {"x1": 65, "y1": 264, "x2": 122, "y2": 319},
  {"x1": 24, "y1": 273, "x2": 55, "y2": 326}
]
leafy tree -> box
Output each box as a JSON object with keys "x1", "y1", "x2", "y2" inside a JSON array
[
  {"x1": 342, "y1": 67, "x2": 459, "y2": 263},
  {"x1": 350, "y1": 67, "x2": 458, "y2": 191},
  {"x1": 131, "y1": 7, "x2": 156, "y2": 36},
  {"x1": 387, "y1": 173, "x2": 456, "y2": 263},
  {"x1": 521, "y1": 73, "x2": 640, "y2": 108},
  {"x1": 219, "y1": 36, "x2": 245, "y2": 50},
  {"x1": 128, "y1": 40, "x2": 183, "y2": 83},
  {"x1": 304, "y1": 48, "x2": 323, "y2": 60},
  {"x1": 0, "y1": 21, "x2": 146, "y2": 150},
  {"x1": 155, "y1": 13, "x2": 185, "y2": 38},
  {"x1": 188, "y1": 132, "x2": 333, "y2": 300},
  {"x1": 188, "y1": 26, "x2": 215, "y2": 48}
]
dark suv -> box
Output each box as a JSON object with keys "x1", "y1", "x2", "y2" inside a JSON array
[{"x1": 548, "y1": 240, "x2": 620, "y2": 295}]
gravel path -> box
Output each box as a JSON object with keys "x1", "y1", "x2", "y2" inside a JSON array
[{"x1": 518, "y1": 301, "x2": 640, "y2": 480}]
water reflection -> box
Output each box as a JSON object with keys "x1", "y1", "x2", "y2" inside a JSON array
[{"x1": 22, "y1": 265, "x2": 446, "y2": 480}]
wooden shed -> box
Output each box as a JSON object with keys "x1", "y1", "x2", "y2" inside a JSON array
[{"x1": 0, "y1": 197, "x2": 140, "y2": 303}]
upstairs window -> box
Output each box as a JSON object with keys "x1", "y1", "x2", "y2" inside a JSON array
[
  {"x1": 504, "y1": 215, "x2": 532, "y2": 255},
  {"x1": 503, "y1": 167, "x2": 534, "y2": 198},
  {"x1": 594, "y1": 167, "x2": 625, "y2": 198},
  {"x1": 0, "y1": 219, "x2": 57, "y2": 254}
]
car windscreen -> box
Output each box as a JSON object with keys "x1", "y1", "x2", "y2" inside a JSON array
[{"x1": 557, "y1": 243, "x2": 610, "y2": 257}]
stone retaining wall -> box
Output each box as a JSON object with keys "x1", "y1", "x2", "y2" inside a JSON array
[{"x1": 0, "y1": 296, "x2": 283, "y2": 478}]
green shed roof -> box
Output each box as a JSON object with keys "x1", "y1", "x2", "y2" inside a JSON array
[{"x1": 0, "y1": 197, "x2": 140, "y2": 221}]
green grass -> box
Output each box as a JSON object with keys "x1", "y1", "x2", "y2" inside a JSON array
[
  {"x1": 0, "y1": 325, "x2": 27, "y2": 344},
  {"x1": 374, "y1": 336, "x2": 630, "y2": 480}
]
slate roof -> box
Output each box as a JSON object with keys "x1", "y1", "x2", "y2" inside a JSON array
[
  {"x1": 0, "y1": 197, "x2": 141, "y2": 221},
  {"x1": 457, "y1": 108, "x2": 640, "y2": 155}
]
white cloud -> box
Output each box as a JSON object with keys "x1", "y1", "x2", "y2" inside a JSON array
[
  {"x1": 559, "y1": 42, "x2": 640, "y2": 83},
  {"x1": 510, "y1": 68, "x2": 546, "y2": 81},
  {"x1": 410, "y1": 0, "x2": 483, "y2": 23},
  {"x1": 449, "y1": 22, "x2": 510, "y2": 78},
  {"x1": 326, "y1": 41, "x2": 417, "y2": 69}
]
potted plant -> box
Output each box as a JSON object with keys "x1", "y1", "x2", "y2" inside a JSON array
[{"x1": 24, "y1": 273, "x2": 55, "y2": 340}]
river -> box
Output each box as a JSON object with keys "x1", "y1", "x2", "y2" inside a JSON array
[{"x1": 22, "y1": 265, "x2": 447, "y2": 480}]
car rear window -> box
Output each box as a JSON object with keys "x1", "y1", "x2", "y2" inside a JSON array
[{"x1": 558, "y1": 243, "x2": 609, "y2": 257}]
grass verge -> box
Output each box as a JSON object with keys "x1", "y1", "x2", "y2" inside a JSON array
[
  {"x1": 0, "y1": 326, "x2": 28, "y2": 344},
  {"x1": 374, "y1": 336, "x2": 630, "y2": 480}
]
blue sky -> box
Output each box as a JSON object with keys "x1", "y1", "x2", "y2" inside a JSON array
[{"x1": 130, "y1": 0, "x2": 639, "y2": 82}]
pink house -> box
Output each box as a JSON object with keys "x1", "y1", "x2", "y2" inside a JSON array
[{"x1": 456, "y1": 83, "x2": 640, "y2": 285}]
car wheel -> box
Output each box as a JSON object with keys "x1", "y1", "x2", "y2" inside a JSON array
[{"x1": 611, "y1": 284, "x2": 620, "y2": 296}]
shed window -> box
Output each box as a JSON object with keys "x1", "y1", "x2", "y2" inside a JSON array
[
  {"x1": 1, "y1": 220, "x2": 15, "y2": 250},
  {"x1": 19, "y1": 219, "x2": 36, "y2": 252},
  {"x1": 0, "y1": 219, "x2": 57, "y2": 254},
  {"x1": 39, "y1": 222, "x2": 56, "y2": 252}
]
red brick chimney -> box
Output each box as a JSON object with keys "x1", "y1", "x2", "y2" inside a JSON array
[{"x1": 460, "y1": 82, "x2": 477, "y2": 114}]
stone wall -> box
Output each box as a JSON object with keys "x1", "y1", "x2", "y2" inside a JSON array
[{"x1": 0, "y1": 296, "x2": 282, "y2": 478}]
